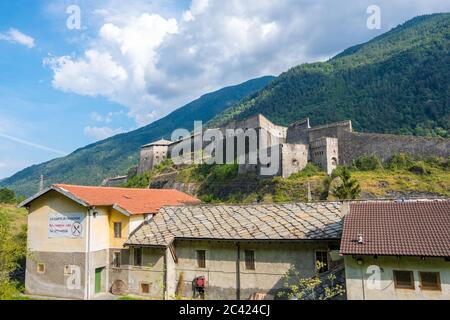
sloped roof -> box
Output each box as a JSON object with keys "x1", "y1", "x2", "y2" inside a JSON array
[
  {"x1": 141, "y1": 139, "x2": 173, "y2": 148},
  {"x1": 340, "y1": 200, "x2": 450, "y2": 257},
  {"x1": 126, "y1": 202, "x2": 344, "y2": 247},
  {"x1": 20, "y1": 184, "x2": 200, "y2": 215}
]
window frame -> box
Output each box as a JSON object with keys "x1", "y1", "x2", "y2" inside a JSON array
[
  {"x1": 419, "y1": 272, "x2": 441, "y2": 291},
  {"x1": 37, "y1": 263, "x2": 45, "y2": 274},
  {"x1": 113, "y1": 222, "x2": 122, "y2": 239},
  {"x1": 315, "y1": 251, "x2": 329, "y2": 273},
  {"x1": 196, "y1": 250, "x2": 206, "y2": 269},
  {"x1": 245, "y1": 250, "x2": 256, "y2": 271},
  {"x1": 113, "y1": 251, "x2": 121, "y2": 268},
  {"x1": 140, "y1": 282, "x2": 150, "y2": 295},
  {"x1": 134, "y1": 247, "x2": 143, "y2": 267},
  {"x1": 393, "y1": 270, "x2": 415, "y2": 290}
]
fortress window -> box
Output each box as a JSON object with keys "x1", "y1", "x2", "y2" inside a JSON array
[
  {"x1": 292, "y1": 159, "x2": 299, "y2": 167},
  {"x1": 420, "y1": 272, "x2": 441, "y2": 291},
  {"x1": 394, "y1": 270, "x2": 415, "y2": 289}
]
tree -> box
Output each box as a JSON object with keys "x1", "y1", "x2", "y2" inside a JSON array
[
  {"x1": 0, "y1": 188, "x2": 16, "y2": 204},
  {"x1": 321, "y1": 167, "x2": 361, "y2": 200},
  {"x1": 278, "y1": 262, "x2": 345, "y2": 300},
  {"x1": 331, "y1": 167, "x2": 361, "y2": 200}
]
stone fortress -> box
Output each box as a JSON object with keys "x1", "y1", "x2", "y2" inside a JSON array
[{"x1": 133, "y1": 114, "x2": 450, "y2": 180}]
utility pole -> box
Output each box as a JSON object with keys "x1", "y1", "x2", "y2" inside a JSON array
[
  {"x1": 307, "y1": 181, "x2": 312, "y2": 202},
  {"x1": 39, "y1": 175, "x2": 44, "y2": 192}
]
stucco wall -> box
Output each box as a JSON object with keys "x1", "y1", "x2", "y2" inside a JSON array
[
  {"x1": 345, "y1": 256, "x2": 450, "y2": 300},
  {"x1": 171, "y1": 240, "x2": 336, "y2": 300},
  {"x1": 26, "y1": 251, "x2": 86, "y2": 299},
  {"x1": 27, "y1": 191, "x2": 87, "y2": 253}
]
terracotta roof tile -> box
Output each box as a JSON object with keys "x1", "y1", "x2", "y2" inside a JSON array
[
  {"x1": 53, "y1": 184, "x2": 200, "y2": 215},
  {"x1": 340, "y1": 200, "x2": 450, "y2": 257}
]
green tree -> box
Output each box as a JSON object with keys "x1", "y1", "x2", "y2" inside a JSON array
[
  {"x1": 0, "y1": 211, "x2": 27, "y2": 299},
  {"x1": 331, "y1": 167, "x2": 361, "y2": 200},
  {"x1": 278, "y1": 262, "x2": 345, "y2": 300},
  {"x1": 0, "y1": 188, "x2": 16, "y2": 204}
]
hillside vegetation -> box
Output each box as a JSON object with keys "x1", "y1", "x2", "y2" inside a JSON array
[
  {"x1": 1, "y1": 76, "x2": 274, "y2": 197},
  {"x1": 125, "y1": 154, "x2": 450, "y2": 204},
  {"x1": 210, "y1": 13, "x2": 450, "y2": 137}
]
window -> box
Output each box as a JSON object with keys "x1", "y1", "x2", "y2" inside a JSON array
[
  {"x1": 315, "y1": 251, "x2": 329, "y2": 273},
  {"x1": 140, "y1": 282, "x2": 150, "y2": 294},
  {"x1": 420, "y1": 272, "x2": 441, "y2": 291},
  {"x1": 134, "y1": 248, "x2": 143, "y2": 267},
  {"x1": 113, "y1": 222, "x2": 122, "y2": 238},
  {"x1": 197, "y1": 250, "x2": 206, "y2": 268},
  {"x1": 37, "y1": 263, "x2": 45, "y2": 274},
  {"x1": 113, "y1": 252, "x2": 121, "y2": 268},
  {"x1": 394, "y1": 270, "x2": 415, "y2": 289},
  {"x1": 245, "y1": 250, "x2": 255, "y2": 270}
]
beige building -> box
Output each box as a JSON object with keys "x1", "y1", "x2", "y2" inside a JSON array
[
  {"x1": 125, "y1": 202, "x2": 345, "y2": 300},
  {"x1": 19, "y1": 184, "x2": 199, "y2": 299},
  {"x1": 341, "y1": 200, "x2": 450, "y2": 300}
]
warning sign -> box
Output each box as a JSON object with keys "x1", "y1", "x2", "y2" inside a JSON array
[{"x1": 48, "y1": 213, "x2": 84, "y2": 238}]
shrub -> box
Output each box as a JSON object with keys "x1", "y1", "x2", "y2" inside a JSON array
[
  {"x1": 352, "y1": 155, "x2": 382, "y2": 171},
  {"x1": 386, "y1": 153, "x2": 415, "y2": 170},
  {"x1": 289, "y1": 163, "x2": 322, "y2": 179}
]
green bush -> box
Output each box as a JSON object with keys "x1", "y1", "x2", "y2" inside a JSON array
[
  {"x1": 352, "y1": 155, "x2": 383, "y2": 171},
  {"x1": 408, "y1": 161, "x2": 431, "y2": 175},
  {"x1": 386, "y1": 153, "x2": 415, "y2": 170},
  {"x1": 288, "y1": 163, "x2": 322, "y2": 179}
]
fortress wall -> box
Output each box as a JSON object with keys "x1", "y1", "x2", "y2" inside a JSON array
[
  {"x1": 308, "y1": 121, "x2": 353, "y2": 142},
  {"x1": 338, "y1": 131, "x2": 450, "y2": 165},
  {"x1": 286, "y1": 119, "x2": 310, "y2": 144}
]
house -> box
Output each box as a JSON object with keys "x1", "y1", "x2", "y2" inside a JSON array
[
  {"x1": 341, "y1": 200, "x2": 450, "y2": 300},
  {"x1": 19, "y1": 184, "x2": 200, "y2": 300},
  {"x1": 125, "y1": 202, "x2": 345, "y2": 299}
]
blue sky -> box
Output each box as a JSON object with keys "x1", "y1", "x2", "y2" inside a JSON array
[{"x1": 0, "y1": 0, "x2": 449, "y2": 180}]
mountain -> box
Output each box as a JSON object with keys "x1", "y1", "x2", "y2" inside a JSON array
[
  {"x1": 0, "y1": 76, "x2": 275, "y2": 196},
  {"x1": 209, "y1": 13, "x2": 450, "y2": 137}
]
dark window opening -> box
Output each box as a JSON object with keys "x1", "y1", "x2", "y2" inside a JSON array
[
  {"x1": 113, "y1": 252, "x2": 121, "y2": 268},
  {"x1": 113, "y1": 222, "x2": 122, "y2": 238},
  {"x1": 315, "y1": 251, "x2": 329, "y2": 273},
  {"x1": 134, "y1": 248, "x2": 143, "y2": 267},
  {"x1": 197, "y1": 250, "x2": 206, "y2": 268},
  {"x1": 245, "y1": 250, "x2": 255, "y2": 270},
  {"x1": 420, "y1": 272, "x2": 441, "y2": 291},
  {"x1": 394, "y1": 270, "x2": 415, "y2": 289},
  {"x1": 141, "y1": 282, "x2": 150, "y2": 294}
]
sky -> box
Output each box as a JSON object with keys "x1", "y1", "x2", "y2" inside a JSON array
[{"x1": 0, "y1": 0, "x2": 449, "y2": 180}]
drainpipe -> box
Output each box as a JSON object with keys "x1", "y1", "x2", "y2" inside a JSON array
[
  {"x1": 360, "y1": 265, "x2": 366, "y2": 301},
  {"x1": 236, "y1": 242, "x2": 241, "y2": 300},
  {"x1": 85, "y1": 208, "x2": 93, "y2": 300}
]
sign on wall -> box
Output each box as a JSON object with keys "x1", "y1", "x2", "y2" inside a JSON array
[{"x1": 48, "y1": 213, "x2": 84, "y2": 238}]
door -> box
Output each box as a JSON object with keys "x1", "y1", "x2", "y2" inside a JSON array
[{"x1": 95, "y1": 268, "x2": 103, "y2": 294}]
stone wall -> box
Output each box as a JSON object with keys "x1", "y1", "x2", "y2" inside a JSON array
[{"x1": 338, "y1": 131, "x2": 450, "y2": 165}]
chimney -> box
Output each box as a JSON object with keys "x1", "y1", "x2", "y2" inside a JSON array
[{"x1": 357, "y1": 233, "x2": 364, "y2": 244}]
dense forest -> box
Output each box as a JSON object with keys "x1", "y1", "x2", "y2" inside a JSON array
[{"x1": 210, "y1": 13, "x2": 450, "y2": 137}]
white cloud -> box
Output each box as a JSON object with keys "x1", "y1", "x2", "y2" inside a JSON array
[
  {"x1": 45, "y1": 0, "x2": 450, "y2": 127},
  {"x1": 84, "y1": 126, "x2": 126, "y2": 141},
  {"x1": 90, "y1": 110, "x2": 125, "y2": 123},
  {"x1": 0, "y1": 162, "x2": 6, "y2": 169},
  {"x1": 0, "y1": 132, "x2": 66, "y2": 155},
  {"x1": 0, "y1": 28, "x2": 35, "y2": 48}
]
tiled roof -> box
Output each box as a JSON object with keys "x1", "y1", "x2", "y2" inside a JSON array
[
  {"x1": 126, "y1": 202, "x2": 344, "y2": 247},
  {"x1": 142, "y1": 139, "x2": 173, "y2": 147},
  {"x1": 340, "y1": 200, "x2": 450, "y2": 257},
  {"x1": 21, "y1": 184, "x2": 200, "y2": 215}
]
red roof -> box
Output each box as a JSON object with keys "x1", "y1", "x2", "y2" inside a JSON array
[
  {"x1": 53, "y1": 184, "x2": 200, "y2": 215},
  {"x1": 340, "y1": 200, "x2": 450, "y2": 257}
]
